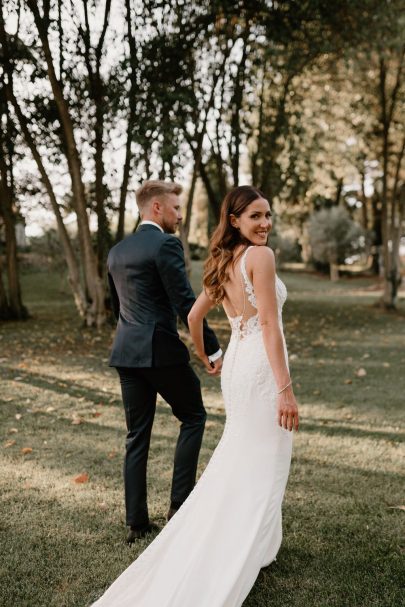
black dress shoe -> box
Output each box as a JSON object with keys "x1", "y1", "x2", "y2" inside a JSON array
[
  {"x1": 126, "y1": 522, "x2": 160, "y2": 544},
  {"x1": 167, "y1": 507, "x2": 178, "y2": 522}
]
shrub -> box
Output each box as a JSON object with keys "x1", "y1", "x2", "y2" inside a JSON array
[{"x1": 308, "y1": 207, "x2": 365, "y2": 279}]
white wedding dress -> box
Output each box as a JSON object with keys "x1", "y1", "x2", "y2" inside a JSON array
[{"x1": 92, "y1": 246, "x2": 293, "y2": 607}]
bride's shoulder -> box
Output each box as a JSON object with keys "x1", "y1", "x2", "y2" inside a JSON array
[
  {"x1": 248, "y1": 245, "x2": 275, "y2": 267},
  {"x1": 246, "y1": 246, "x2": 275, "y2": 281}
]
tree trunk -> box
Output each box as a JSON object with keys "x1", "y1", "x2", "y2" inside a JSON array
[
  {"x1": 378, "y1": 51, "x2": 404, "y2": 309},
  {"x1": 229, "y1": 24, "x2": 249, "y2": 186},
  {"x1": 330, "y1": 262, "x2": 339, "y2": 282},
  {"x1": 94, "y1": 92, "x2": 110, "y2": 275},
  {"x1": 26, "y1": 0, "x2": 106, "y2": 326},
  {"x1": 81, "y1": 0, "x2": 112, "y2": 273},
  {"x1": 179, "y1": 223, "x2": 192, "y2": 277},
  {"x1": 3, "y1": 75, "x2": 88, "y2": 319},
  {"x1": 0, "y1": 254, "x2": 10, "y2": 320},
  {"x1": 384, "y1": 184, "x2": 405, "y2": 308},
  {"x1": 0, "y1": 162, "x2": 28, "y2": 319},
  {"x1": 116, "y1": 114, "x2": 134, "y2": 243},
  {"x1": 199, "y1": 161, "x2": 221, "y2": 222},
  {"x1": 360, "y1": 170, "x2": 369, "y2": 229}
]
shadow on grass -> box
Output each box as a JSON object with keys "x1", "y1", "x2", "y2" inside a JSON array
[
  {"x1": 300, "y1": 419, "x2": 404, "y2": 443},
  {"x1": 0, "y1": 366, "x2": 121, "y2": 406}
]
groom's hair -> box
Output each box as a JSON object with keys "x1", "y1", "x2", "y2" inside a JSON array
[{"x1": 136, "y1": 180, "x2": 183, "y2": 211}]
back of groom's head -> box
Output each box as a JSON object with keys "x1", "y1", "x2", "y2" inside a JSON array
[{"x1": 136, "y1": 180, "x2": 183, "y2": 213}]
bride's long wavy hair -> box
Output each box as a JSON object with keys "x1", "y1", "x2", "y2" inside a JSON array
[{"x1": 203, "y1": 185, "x2": 266, "y2": 304}]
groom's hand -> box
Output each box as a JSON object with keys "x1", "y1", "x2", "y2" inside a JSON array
[
  {"x1": 198, "y1": 354, "x2": 222, "y2": 375},
  {"x1": 208, "y1": 357, "x2": 222, "y2": 376}
]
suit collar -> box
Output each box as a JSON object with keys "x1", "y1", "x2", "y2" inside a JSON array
[{"x1": 138, "y1": 220, "x2": 164, "y2": 233}]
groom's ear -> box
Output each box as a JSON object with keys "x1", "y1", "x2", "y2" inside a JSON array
[{"x1": 151, "y1": 198, "x2": 163, "y2": 215}]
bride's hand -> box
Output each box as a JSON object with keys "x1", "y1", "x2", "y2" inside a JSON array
[
  {"x1": 277, "y1": 387, "x2": 299, "y2": 431},
  {"x1": 197, "y1": 352, "x2": 222, "y2": 375}
]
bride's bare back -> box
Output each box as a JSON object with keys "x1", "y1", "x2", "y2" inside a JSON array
[{"x1": 222, "y1": 248, "x2": 258, "y2": 326}]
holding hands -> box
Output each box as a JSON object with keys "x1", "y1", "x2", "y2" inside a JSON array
[{"x1": 196, "y1": 352, "x2": 222, "y2": 376}]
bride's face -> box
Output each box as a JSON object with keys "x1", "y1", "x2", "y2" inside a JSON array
[{"x1": 231, "y1": 197, "x2": 272, "y2": 245}]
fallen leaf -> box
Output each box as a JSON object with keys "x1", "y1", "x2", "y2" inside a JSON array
[
  {"x1": 4, "y1": 439, "x2": 16, "y2": 448},
  {"x1": 8, "y1": 427, "x2": 18, "y2": 434},
  {"x1": 71, "y1": 417, "x2": 83, "y2": 425},
  {"x1": 382, "y1": 362, "x2": 390, "y2": 368},
  {"x1": 13, "y1": 376, "x2": 23, "y2": 381},
  {"x1": 344, "y1": 379, "x2": 353, "y2": 384},
  {"x1": 21, "y1": 447, "x2": 33, "y2": 455},
  {"x1": 15, "y1": 413, "x2": 22, "y2": 420},
  {"x1": 73, "y1": 473, "x2": 89, "y2": 484},
  {"x1": 313, "y1": 389, "x2": 321, "y2": 395},
  {"x1": 388, "y1": 505, "x2": 405, "y2": 511},
  {"x1": 46, "y1": 406, "x2": 55, "y2": 413},
  {"x1": 355, "y1": 368, "x2": 367, "y2": 377},
  {"x1": 92, "y1": 412, "x2": 102, "y2": 418},
  {"x1": 108, "y1": 451, "x2": 117, "y2": 459}
]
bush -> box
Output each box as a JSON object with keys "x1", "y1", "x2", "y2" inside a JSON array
[
  {"x1": 308, "y1": 207, "x2": 365, "y2": 279},
  {"x1": 270, "y1": 235, "x2": 302, "y2": 264}
]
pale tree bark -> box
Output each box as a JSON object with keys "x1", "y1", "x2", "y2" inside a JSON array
[{"x1": 26, "y1": 0, "x2": 106, "y2": 326}]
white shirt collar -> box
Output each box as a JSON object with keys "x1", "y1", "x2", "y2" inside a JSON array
[{"x1": 140, "y1": 220, "x2": 164, "y2": 233}]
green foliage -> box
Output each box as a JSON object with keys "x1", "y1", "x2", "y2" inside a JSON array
[{"x1": 308, "y1": 206, "x2": 365, "y2": 265}]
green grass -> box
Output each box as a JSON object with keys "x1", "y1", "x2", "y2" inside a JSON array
[{"x1": 0, "y1": 265, "x2": 404, "y2": 607}]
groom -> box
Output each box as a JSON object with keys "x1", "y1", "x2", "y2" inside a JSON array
[{"x1": 107, "y1": 180, "x2": 222, "y2": 543}]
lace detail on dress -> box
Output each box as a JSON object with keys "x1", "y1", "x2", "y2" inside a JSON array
[
  {"x1": 228, "y1": 246, "x2": 288, "y2": 340},
  {"x1": 240, "y1": 246, "x2": 257, "y2": 309},
  {"x1": 229, "y1": 313, "x2": 260, "y2": 339}
]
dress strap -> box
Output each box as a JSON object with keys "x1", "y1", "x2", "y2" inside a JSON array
[{"x1": 240, "y1": 246, "x2": 256, "y2": 308}]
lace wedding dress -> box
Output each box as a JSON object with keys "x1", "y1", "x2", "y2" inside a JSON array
[{"x1": 92, "y1": 246, "x2": 293, "y2": 607}]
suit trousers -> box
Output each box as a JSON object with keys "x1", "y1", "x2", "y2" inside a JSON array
[{"x1": 116, "y1": 364, "x2": 207, "y2": 528}]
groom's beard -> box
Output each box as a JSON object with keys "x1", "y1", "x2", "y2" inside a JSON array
[{"x1": 161, "y1": 220, "x2": 179, "y2": 234}]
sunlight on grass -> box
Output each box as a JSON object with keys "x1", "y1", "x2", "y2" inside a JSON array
[{"x1": 1, "y1": 267, "x2": 404, "y2": 607}]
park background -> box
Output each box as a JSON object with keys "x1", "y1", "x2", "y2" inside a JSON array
[{"x1": 0, "y1": 1, "x2": 404, "y2": 606}]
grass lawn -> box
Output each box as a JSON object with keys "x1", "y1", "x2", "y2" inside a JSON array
[{"x1": 0, "y1": 263, "x2": 404, "y2": 607}]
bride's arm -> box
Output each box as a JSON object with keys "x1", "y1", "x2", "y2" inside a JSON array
[
  {"x1": 250, "y1": 246, "x2": 299, "y2": 432},
  {"x1": 188, "y1": 291, "x2": 220, "y2": 375}
]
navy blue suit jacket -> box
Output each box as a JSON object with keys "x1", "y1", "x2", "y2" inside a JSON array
[{"x1": 107, "y1": 224, "x2": 220, "y2": 367}]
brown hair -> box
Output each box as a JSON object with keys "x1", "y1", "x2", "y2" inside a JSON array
[
  {"x1": 203, "y1": 185, "x2": 266, "y2": 304},
  {"x1": 136, "y1": 180, "x2": 183, "y2": 211}
]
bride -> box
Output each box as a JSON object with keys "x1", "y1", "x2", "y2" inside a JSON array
[{"x1": 91, "y1": 185, "x2": 299, "y2": 607}]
